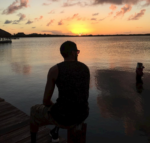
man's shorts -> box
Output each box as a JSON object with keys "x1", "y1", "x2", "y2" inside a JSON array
[{"x1": 30, "y1": 104, "x2": 76, "y2": 128}]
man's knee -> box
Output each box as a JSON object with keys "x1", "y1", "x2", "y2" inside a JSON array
[
  {"x1": 30, "y1": 104, "x2": 39, "y2": 115},
  {"x1": 30, "y1": 104, "x2": 40, "y2": 111}
]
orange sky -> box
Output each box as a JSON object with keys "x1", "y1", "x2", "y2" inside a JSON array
[{"x1": 0, "y1": 0, "x2": 150, "y2": 35}]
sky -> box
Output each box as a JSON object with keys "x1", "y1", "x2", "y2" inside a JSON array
[{"x1": 0, "y1": 0, "x2": 150, "y2": 35}]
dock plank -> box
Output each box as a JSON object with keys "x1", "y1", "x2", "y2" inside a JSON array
[
  {"x1": 0, "y1": 104, "x2": 17, "y2": 111},
  {"x1": 0, "y1": 119, "x2": 30, "y2": 136},
  {"x1": 0, "y1": 101, "x2": 23, "y2": 110},
  {"x1": 13, "y1": 126, "x2": 47, "y2": 143},
  {"x1": 0, "y1": 110, "x2": 27, "y2": 122},
  {"x1": 0, "y1": 100, "x2": 12, "y2": 106},
  {"x1": 0, "y1": 103, "x2": 13, "y2": 112},
  {"x1": 0, "y1": 104, "x2": 29, "y2": 118},
  {"x1": 0, "y1": 118, "x2": 30, "y2": 133},
  {"x1": 0, "y1": 109, "x2": 28, "y2": 120},
  {"x1": 16, "y1": 128, "x2": 50, "y2": 143},
  {"x1": 0, "y1": 125, "x2": 47, "y2": 143},
  {"x1": 0, "y1": 108, "x2": 19, "y2": 117},
  {"x1": 0, "y1": 114, "x2": 29, "y2": 129},
  {"x1": 0, "y1": 126, "x2": 30, "y2": 142}
]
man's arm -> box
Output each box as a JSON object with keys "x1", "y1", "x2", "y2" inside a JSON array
[{"x1": 43, "y1": 67, "x2": 56, "y2": 107}]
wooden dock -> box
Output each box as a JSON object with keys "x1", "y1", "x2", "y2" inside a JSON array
[
  {"x1": 0, "y1": 40, "x2": 12, "y2": 44},
  {"x1": 0, "y1": 97, "x2": 67, "y2": 143}
]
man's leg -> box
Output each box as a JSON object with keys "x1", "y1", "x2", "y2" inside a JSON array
[
  {"x1": 30, "y1": 104, "x2": 75, "y2": 143},
  {"x1": 53, "y1": 126, "x2": 60, "y2": 133},
  {"x1": 30, "y1": 104, "x2": 58, "y2": 143}
]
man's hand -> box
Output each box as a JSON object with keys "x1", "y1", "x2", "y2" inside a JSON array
[{"x1": 43, "y1": 100, "x2": 54, "y2": 107}]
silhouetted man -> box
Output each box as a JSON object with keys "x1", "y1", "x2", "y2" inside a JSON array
[
  {"x1": 30, "y1": 41, "x2": 90, "y2": 143},
  {"x1": 136, "y1": 63, "x2": 144, "y2": 81},
  {"x1": 136, "y1": 63, "x2": 145, "y2": 93}
]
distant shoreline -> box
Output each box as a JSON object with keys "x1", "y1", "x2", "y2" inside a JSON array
[{"x1": 12, "y1": 34, "x2": 150, "y2": 38}]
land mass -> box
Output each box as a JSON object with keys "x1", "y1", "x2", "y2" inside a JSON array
[{"x1": 12, "y1": 33, "x2": 150, "y2": 38}]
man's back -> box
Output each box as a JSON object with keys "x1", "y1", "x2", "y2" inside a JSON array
[{"x1": 50, "y1": 61, "x2": 90, "y2": 126}]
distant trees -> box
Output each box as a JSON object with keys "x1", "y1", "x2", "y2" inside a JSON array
[
  {"x1": 15, "y1": 33, "x2": 26, "y2": 37},
  {"x1": 11, "y1": 33, "x2": 150, "y2": 38}
]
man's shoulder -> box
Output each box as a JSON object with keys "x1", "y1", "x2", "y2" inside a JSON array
[
  {"x1": 51, "y1": 61, "x2": 89, "y2": 72},
  {"x1": 79, "y1": 62, "x2": 90, "y2": 74},
  {"x1": 50, "y1": 64, "x2": 58, "y2": 73},
  {"x1": 77, "y1": 61, "x2": 89, "y2": 70}
]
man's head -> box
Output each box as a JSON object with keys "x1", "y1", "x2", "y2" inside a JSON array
[{"x1": 60, "y1": 41, "x2": 80, "y2": 61}]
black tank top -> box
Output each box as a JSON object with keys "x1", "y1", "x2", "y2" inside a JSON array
[{"x1": 50, "y1": 61, "x2": 90, "y2": 126}]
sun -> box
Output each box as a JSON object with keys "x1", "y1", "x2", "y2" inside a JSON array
[
  {"x1": 79, "y1": 33, "x2": 82, "y2": 36},
  {"x1": 69, "y1": 23, "x2": 90, "y2": 35}
]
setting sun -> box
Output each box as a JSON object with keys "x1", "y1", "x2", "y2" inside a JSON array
[{"x1": 69, "y1": 23, "x2": 91, "y2": 35}]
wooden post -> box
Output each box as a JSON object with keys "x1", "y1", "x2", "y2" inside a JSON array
[{"x1": 67, "y1": 123, "x2": 87, "y2": 143}]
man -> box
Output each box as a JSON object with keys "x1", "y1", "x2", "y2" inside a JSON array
[
  {"x1": 30, "y1": 41, "x2": 90, "y2": 143},
  {"x1": 136, "y1": 63, "x2": 145, "y2": 81},
  {"x1": 136, "y1": 63, "x2": 145, "y2": 94}
]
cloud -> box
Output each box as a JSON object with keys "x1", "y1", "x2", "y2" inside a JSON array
[
  {"x1": 47, "y1": 19, "x2": 55, "y2": 26},
  {"x1": 26, "y1": 20, "x2": 33, "y2": 24},
  {"x1": 35, "y1": 16, "x2": 43, "y2": 21},
  {"x1": 99, "y1": 18, "x2": 105, "y2": 21},
  {"x1": 48, "y1": 0, "x2": 59, "y2": 1},
  {"x1": 13, "y1": 20, "x2": 19, "y2": 24},
  {"x1": 48, "y1": 10, "x2": 55, "y2": 14},
  {"x1": 42, "y1": 30, "x2": 63, "y2": 34},
  {"x1": 43, "y1": 3, "x2": 51, "y2": 6},
  {"x1": 143, "y1": 0, "x2": 150, "y2": 6},
  {"x1": 128, "y1": 9, "x2": 146, "y2": 20},
  {"x1": 114, "y1": 4, "x2": 132, "y2": 19},
  {"x1": 60, "y1": 11, "x2": 64, "y2": 13},
  {"x1": 65, "y1": 13, "x2": 79, "y2": 21},
  {"x1": 61, "y1": 14, "x2": 89, "y2": 22},
  {"x1": 62, "y1": 2, "x2": 79, "y2": 7},
  {"x1": 62, "y1": 2, "x2": 89, "y2": 7},
  {"x1": 2, "y1": 0, "x2": 29, "y2": 14},
  {"x1": 72, "y1": 13, "x2": 79, "y2": 19},
  {"x1": 77, "y1": 17, "x2": 89, "y2": 21},
  {"x1": 108, "y1": 11, "x2": 114, "y2": 16},
  {"x1": 12, "y1": 13, "x2": 26, "y2": 24},
  {"x1": 109, "y1": 4, "x2": 117, "y2": 10},
  {"x1": 92, "y1": 13, "x2": 99, "y2": 16},
  {"x1": 58, "y1": 20, "x2": 63, "y2": 25},
  {"x1": 91, "y1": 22, "x2": 99, "y2": 24},
  {"x1": 18, "y1": 13, "x2": 26, "y2": 20},
  {"x1": 4, "y1": 20, "x2": 12, "y2": 24},
  {"x1": 42, "y1": 30, "x2": 73, "y2": 35},
  {"x1": 77, "y1": 18, "x2": 82, "y2": 21},
  {"x1": 32, "y1": 27, "x2": 36, "y2": 28},
  {"x1": 39, "y1": 16, "x2": 43, "y2": 19},
  {"x1": 92, "y1": 0, "x2": 140, "y2": 5},
  {"x1": 62, "y1": 0, "x2": 149, "y2": 7},
  {"x1": 91, "y1": 18, "x2": 97, "y2": 20}
]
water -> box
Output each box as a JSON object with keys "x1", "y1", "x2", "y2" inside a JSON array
[{"x1": 0, "y1": 36, "x2": 150, "y2": 142}]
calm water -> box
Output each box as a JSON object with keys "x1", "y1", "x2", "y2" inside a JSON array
[{"x1": 0, "y1": 36, "x2": 150, "y2": 142}]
